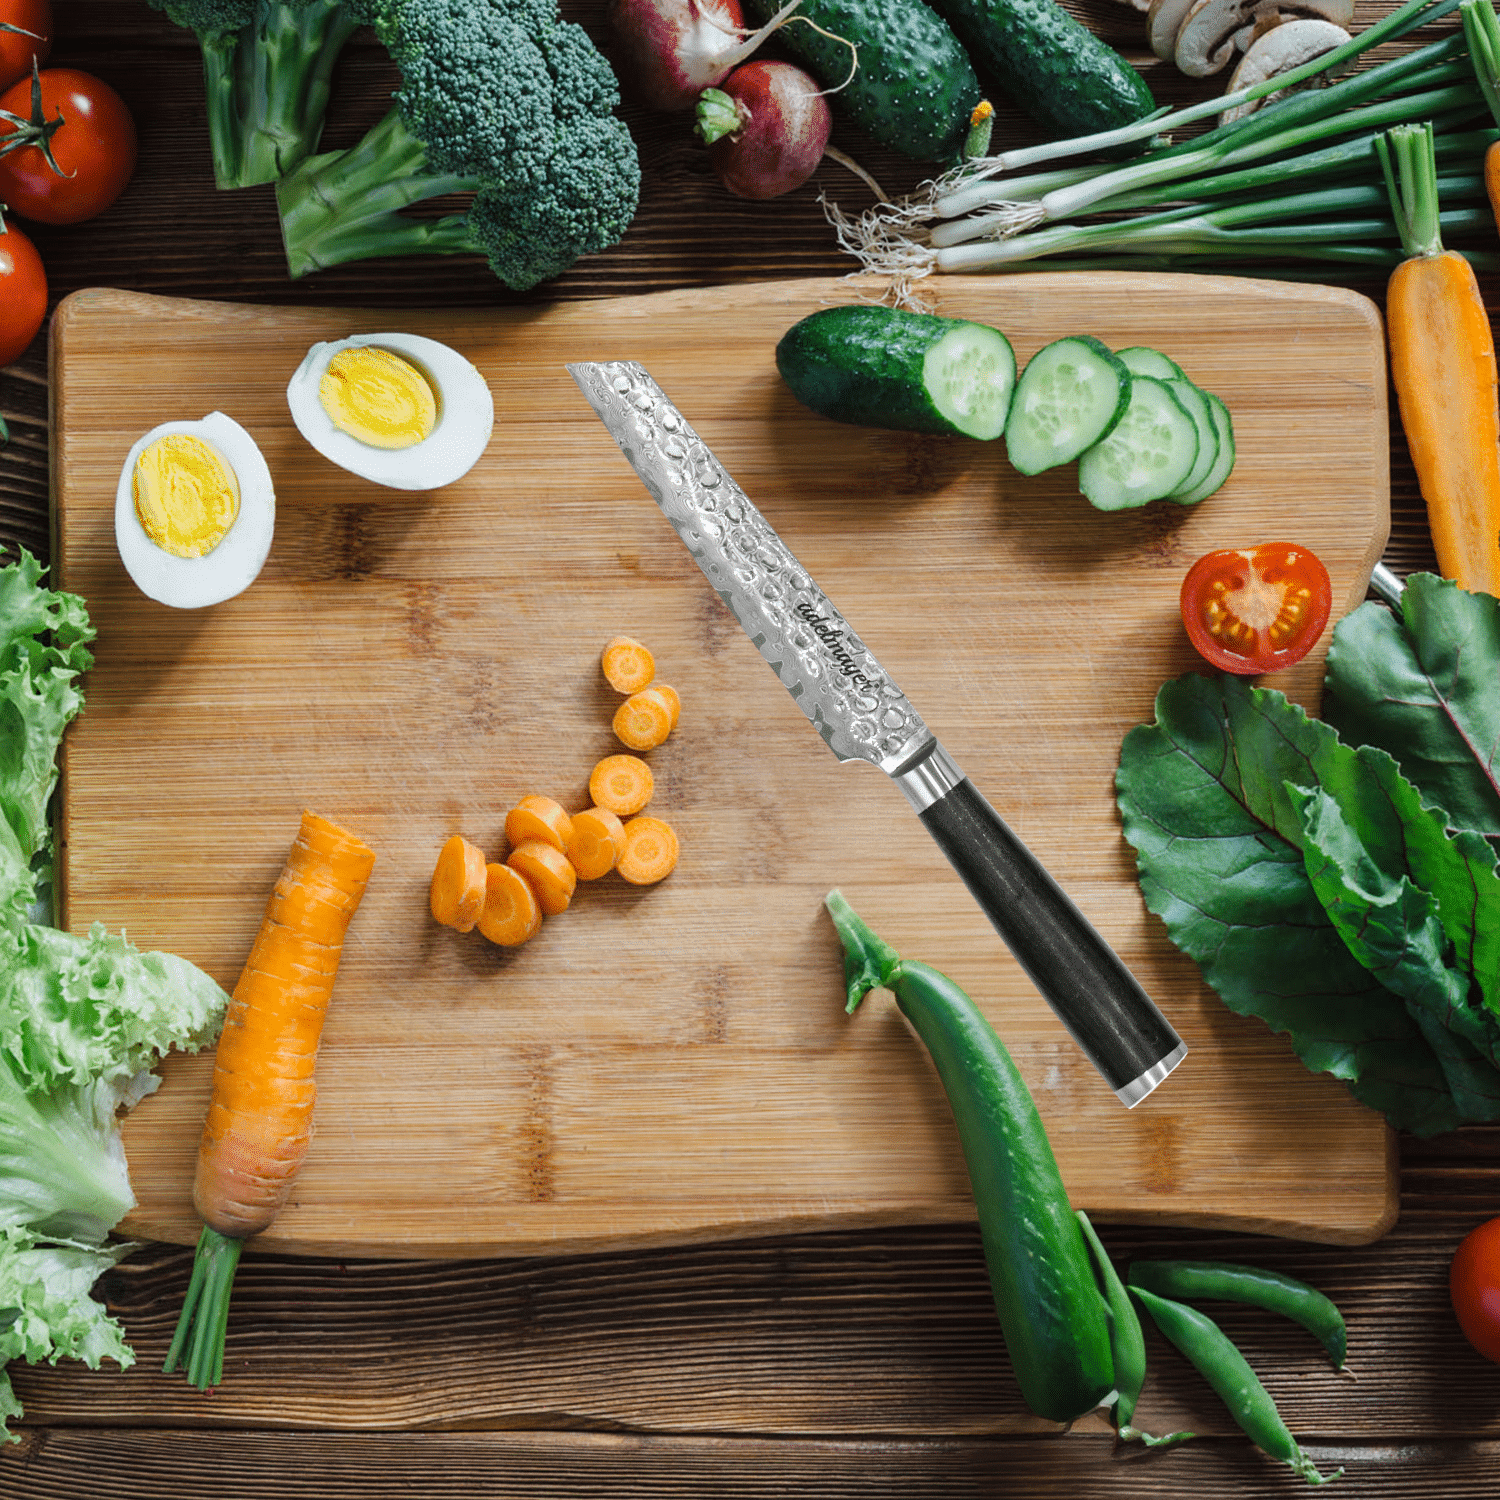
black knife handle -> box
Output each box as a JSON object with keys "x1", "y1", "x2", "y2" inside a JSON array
[{"x1": 902, "y1": 752, "x2": 1185, "y2": 1105}]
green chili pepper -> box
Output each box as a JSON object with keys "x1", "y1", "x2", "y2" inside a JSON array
[
  {"x1": 1076, "y1": 1211, "x2": 1192, "y2": 1448},
  {"x1": 826, "y1": 890, "x2": 1114, "y2": 1424},
  {"x1": 1128, "y1": 1260, "x2": 1348, "y2": 1370},
  {"x1": 1131, "y1": 1285, "x2": 1342, "y2": 1486}
]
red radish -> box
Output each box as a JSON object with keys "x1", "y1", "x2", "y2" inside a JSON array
[
  {"x1": 608, "y1": 0, "x2": 803, "y2": 112},
  {"x1": 696, "y1": 59, "x2": 832, "y2": 199}
]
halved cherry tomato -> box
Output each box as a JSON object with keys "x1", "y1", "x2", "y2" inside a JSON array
[
  {"x1": 0, "y1": 1, "x2": 50, "y2": 93},
  {"x1": 0, "y1": 207, "x2": 45, "y2": 365},
  {"x1": 1451, "y1": 1216, "x2": 1500, "y2": 1363},
  {"x1": 0, "y1": 65, "x2": 135, "y2": 224},
  {"x1": 1179, "y1": 542, "x2": 1333, "y2": 675}
]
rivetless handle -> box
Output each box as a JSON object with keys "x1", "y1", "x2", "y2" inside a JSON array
[{"x1": 914, "y1": 774, "x2": 1186, "y2": 1106}]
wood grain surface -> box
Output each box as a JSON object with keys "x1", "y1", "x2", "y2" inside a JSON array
[
  {"x1": 4, "y1": 2, "x2": 1500, "y2": 1496},
  {"x1": 54, "y1": 277, "x2": 1392, "y2": 1254}
]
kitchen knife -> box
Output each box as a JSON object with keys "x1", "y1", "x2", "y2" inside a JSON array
[{"x1": 568, "y1": 360, "x2": 1186, "y2": 1106}]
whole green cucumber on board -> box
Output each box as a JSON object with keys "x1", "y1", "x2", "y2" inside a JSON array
[
  {"x1": 826, "y1": 891, "x2": 1115, "y2": 1423},
  {"x1": 777, "y1": 304, "x2": 1016, "y2": 440},
  {"x1": 742, "y1": 0, "x2": 981, "y2": 161},
  {"x1": 928, "y1": 0, "x2": 1156, "y2": 141}
]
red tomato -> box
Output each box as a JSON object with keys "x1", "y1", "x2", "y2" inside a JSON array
[
  {"x1": 0, "y1": 0, "x2": 51, "y2": 92},
  {"x1": 1179, "y1": 542, "x2": 1333, "y2": 675},
  {"x1": 0, "y1": 210, "x2": 46, "y2": 365},
  {"x1": 0, "y1": 66, "x2": 135, "y2": 224},
  {"x1": 1451, "y1": 1216, "x2": 1500, "y2": 1363}
]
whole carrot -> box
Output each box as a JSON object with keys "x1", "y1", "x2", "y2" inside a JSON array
[
  {"x1": 165, "y1": 809, "x2": 375, "y2": 1388},
  {"x1": 1379, "y1": 120, "x2": 1500, "y2": 596}
]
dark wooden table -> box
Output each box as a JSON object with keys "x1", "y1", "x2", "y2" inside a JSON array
[{"x1": 2, "y1": 4, "x2": 1498, "y2": 1495}]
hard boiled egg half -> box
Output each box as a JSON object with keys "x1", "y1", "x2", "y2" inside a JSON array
[
  {"x1": 114, "y1": 412, "x2": 275, "y2": 609},
  {"x1": 285, "y1": 331, "x2": 494, "y2": 490}
]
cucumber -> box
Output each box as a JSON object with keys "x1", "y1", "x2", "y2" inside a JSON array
[
  {"x1": 776, "y1": 304, "x2": 1016, "y2": 440},
  {"x1": 1171, "y1": 390, "x2": 1237, "y2": 504},
  {"x1": 1161, "y1": 378, "x2": 1218, "y2": 500},
  {"x1": 1115, "y1": 346, "x2": 1186, "y2": 383},
  {"x1": 1077, "y1": 375, "x2": 1199, "y2": 510},
  {"x1": 1003, "y1": 335, "x2": 1130, "y2": 475},
  {"x1": 742, "y1": 0, "x2": 981, "y2": 161},
  {"x1": 927, "y1": 0, "x2": 1157, "y2": 142}
]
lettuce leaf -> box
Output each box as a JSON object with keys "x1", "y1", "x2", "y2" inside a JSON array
[
  {"x1": 0, "y1": 551, "x2": 229, "y2": 1436},
  {"x1": 1118, "y1": 577, "x2": 1500, "y2": 1136}
]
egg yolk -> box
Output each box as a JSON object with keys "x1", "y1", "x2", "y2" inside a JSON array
[
  {"x1": 318, "y1": 346, "x2": 438, "y2": 450},
  {"x1": 133, "y1": 434, "x2": 240, "y2": 558}
]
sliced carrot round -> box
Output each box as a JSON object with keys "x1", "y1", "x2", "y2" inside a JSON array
[
  {"x1": 430, "y1": 834, "x2": 487, "y2": 932},
  {"x1": 565, "y1": 805, "x2": 626, "y2": 881},
  {"x1": 601, "y1": 635, "x2": 655, "y2": 694},
  {"x1": 507, "y1": 838, "x2": 577, "y2": 915},
  {"x1": 477, "y1": 862, "x2": 542, "y2": 947},
  {"x1": 504, "y1": 793, "x2": 575, "y2": 854},
  {"x1": 612, "y1": 688, "x2": 675, "y2": 751},
  {"x1": 617, "y1": 816, "x2": 679, "y2": 886},
  {"x1": 652, "y1": 683, "x2": 681, "y2": 729},
  {"x1": 589, "y1": 753, "x2": 654, "y2": 816}
]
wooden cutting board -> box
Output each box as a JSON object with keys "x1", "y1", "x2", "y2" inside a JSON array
[{"x1": 52, "y1": 278, "x2": 1396, "y2": 1256}]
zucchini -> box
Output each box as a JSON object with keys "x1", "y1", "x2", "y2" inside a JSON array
[
  {"x1": 1003, "y1": 335, "x2": 1130, "y2": 475},
  {"x1": 776, "y1": 305, "x2": 1016, "y2": 440},
  {"x1": 827, "y1": 891, "x2": 1115, "y2": 1424},
  {"x1": 927, "y1": 0, "x2": 1157, "y2": 142},
  {"x1": 742, "y1": 0, "x2": 981, "y2": 161}
]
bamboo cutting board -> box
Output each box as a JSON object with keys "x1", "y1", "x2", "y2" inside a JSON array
[{"x1": 52, "y1": 278, "x2": 1396, "y2": 1255}]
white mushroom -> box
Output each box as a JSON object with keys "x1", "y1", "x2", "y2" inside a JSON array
[
  {"x1": 1148, "y1": 0, "x2": 1202, "y2": 59},
  {"x1": 1219, "y1": 17, "x2": 1352, "y2": 123},
  {"x1": 1175, "y1": 0, "x2": 1274, "y2": 77}
]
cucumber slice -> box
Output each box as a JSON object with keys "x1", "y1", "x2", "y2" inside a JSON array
[
  {"x1": 1077, "y1": 375, "x2": 1199, "y2": 511},
  {"x1": 1163, "y1": 378, "x2": 1218, "y2": 500},
  {"x1": 1003, "y1": 335, "x2": 1130, "y2": 476},
  {"x1": 1115, "y1": 346, "x2": 1186, "y2": 383},
  {"x1": 776, "y1": 305, "x2": 1016, "y2": 440},
  {"x1": 1171, "y1": 391, "x2": 1237, "y2": 505}
]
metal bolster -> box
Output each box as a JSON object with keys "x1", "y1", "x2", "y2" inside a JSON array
[
  {"x1": 888, "y1": 738, "x2": 964, "y2": 813},
  {"x1": 1115, "y1": 1040, "x2": 1189, "y2": 1108}
]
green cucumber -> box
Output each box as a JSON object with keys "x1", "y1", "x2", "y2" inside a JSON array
[
  {"x1": 742, "y1": 0, "x2": 981, "y2": 161},
  {"x1": 1003, "y1": 335, "x2": 1130, "y2": 475},
  {"x1": 776, "y1": 304, "x2": 1016, "y2": 440},
  {"x1": 1171, "y1": 391, "x2": 1237, "y2": 504},
  {"x1": 1115, "y1": 346, "x2": 1186, "y2": 382},
  {"x1": 1162, "y1": 378, "x2": 1219, "y2": 500},
  {"x1": 1077, "y1": 375, "x2": 1199, "y2": 510},
  {"x1": 927, "y1": 0, "x2": 1156, "y2": 142},
  {"x1": 827, "y1": 891, "x2": 1115, "y2": 1424}
]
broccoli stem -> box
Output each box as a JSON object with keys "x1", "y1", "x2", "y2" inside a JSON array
[
  {"x1": 204, "y1": 1, "x2": 364, "y2": 191},
  {"x1": 275, "y1": 104, "x2": 482, "y2": 276}
]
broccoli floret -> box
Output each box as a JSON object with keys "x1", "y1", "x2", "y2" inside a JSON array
[
  {"x1": 274, "y1": 0, "x2": 640, "y2": 290},
  {"x1": 149, "y1": 1, "x2": 370, "y2": 189}
]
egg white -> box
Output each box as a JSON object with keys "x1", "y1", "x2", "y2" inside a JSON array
[
  {"x1": 285, "y1": 331, "x2": 494, "y2": 491},
  {"x1": 114, "y1": 412, "x2": 276, "y2": 611}
]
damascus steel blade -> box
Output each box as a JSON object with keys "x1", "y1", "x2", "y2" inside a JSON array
[{"x1": 569, "y1": 360, "x2": 931, "y2": 772}]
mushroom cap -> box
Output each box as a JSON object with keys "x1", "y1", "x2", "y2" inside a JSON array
[
  {"x1": 1147, "y1": 0, "x2": 1201, "y2": 58},
  {"x1": 1220, "y1": 17, "x2": 1352, "y2": 123}
]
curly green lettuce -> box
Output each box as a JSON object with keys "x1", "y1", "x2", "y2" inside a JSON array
[{"x1": 0, "y1": 551, "x2": 229, "y2": 1436}]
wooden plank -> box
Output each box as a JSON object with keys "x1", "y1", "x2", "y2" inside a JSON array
[{"x1": 51, "y1": 279, "x2": 1395, "y2": 1255}]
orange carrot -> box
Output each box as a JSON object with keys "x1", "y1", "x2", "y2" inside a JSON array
[
  {"x1": 1380, "y1": 122, "x2": 1500, "y2": 594},
  {"x1": 166, "y1": 809, "x2": 375, "y2": 1389},
  {"x1": 565, "y1": 805, "x2": 626, "y2": 880},
  {"x1": 430, "y1": 833, "x2": 486, "y2": 931},
  {"x1": 612, "y1": 687, "x2": 676, "y2": 751},
  {"x1": 504, "y1": 793, "x2": 574, "y2": 853},
  {"x1": 601, "y1": 634, "x2": 655, "y2": 693},
  {"x1": 589, "y1": 753, "x2": 654, "y2": 816},
  {"x1": 507, "y1": 838, "x2": 577, "y2": 915},
  {"x1": 617, "y1": 815, "x2": 679, "y2": 885},
  {"x1": 477, "y1": 861, "x2": 543, "y2": 946},
  {"x1": 653, "y1": 683, "x2": 681, "y2": 730}
]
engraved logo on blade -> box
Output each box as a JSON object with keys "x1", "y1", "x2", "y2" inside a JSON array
[{"x1": 570, "y1": 360, "x2": 929, "y2": 767}]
